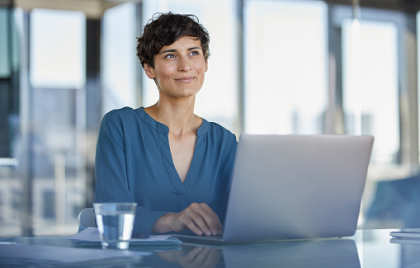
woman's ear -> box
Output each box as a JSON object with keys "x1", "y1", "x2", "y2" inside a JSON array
[
  {"x1": 144, "y1": 63, "x2": 156, "y2": 79},
  {"x1": 205, "y1": 60, "x2": 208, "y2": 72}
]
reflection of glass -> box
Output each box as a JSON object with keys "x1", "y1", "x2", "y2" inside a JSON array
[
  {"x1": 142, "y1": 0, "x2": 238, "y2": 134},
  {"x1": 244, "y1": 0, "x2": 328, "y2": 134},
  {"x1": 343, "y1": 20, "x2": 399, "y2": 164}
]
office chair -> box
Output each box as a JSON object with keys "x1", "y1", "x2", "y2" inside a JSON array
[{"x1": 78, "y1": 208, "x2": 96, "y2": 231}]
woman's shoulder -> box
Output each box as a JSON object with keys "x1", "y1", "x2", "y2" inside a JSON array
[
  {"x1": 100, "y1": 107, "x2": 139, "y2": 133},
  {"x1": 204, "y1": 120, "x2": 237, "y2": 143},
  {"x1": 103, "y1": 106, "x2": 135, "y2": 119},
  {"x1": 206, "y1": 121, "x2": 232, "y2": 134},
  {"x1": 102, "y1": 107, "x2": 141, "y2": 125}
]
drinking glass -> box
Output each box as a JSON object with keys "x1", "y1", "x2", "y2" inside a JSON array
[{"x1": 93, "y1": 202, "x2": 137, "y2": 249}]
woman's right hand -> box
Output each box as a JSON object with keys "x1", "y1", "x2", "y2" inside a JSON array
[{"x1": 152, "y1": 203, "x2": 222, "y2": 236}]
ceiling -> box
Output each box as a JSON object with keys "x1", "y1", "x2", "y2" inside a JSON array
[
  {"x1": 1, "y1": 0, "x2": 419, "y2": 19},
  {"x1": 1, "y1": 0, "x2": 141, "y2": 18},
  {"x1": 327, "y1": 0, "x2": 420, "y2": 13}
]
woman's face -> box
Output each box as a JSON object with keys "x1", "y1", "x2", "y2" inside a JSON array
[{"x1": 144, "y1": 36, "x2": 208, "y2": 100}]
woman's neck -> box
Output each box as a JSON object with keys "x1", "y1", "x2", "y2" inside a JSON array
[{"x1": 144, "y1": 98, "x2": 201, "y2": 137}]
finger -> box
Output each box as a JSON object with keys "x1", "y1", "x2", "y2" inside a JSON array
[
  {"x1": 175, "y1": 207, "x2": 207, "y2": 235},
  {"x1": 186, "y1": 210, "x2": 213, "y2": 236},
  {"x1": 181, "y1": 209, "x2": 215, "y2": 236},
  {"x1": 198, "y1": 204, "x2": 222, "y2": 231},
  {"x1": 190, "y1": 204, "x2": 218, "y2": 229},
  {"x1": 191, "y1": 204, "x2": 222, "y2": 235},
  {"x1": 183, "y1": 216, "x2": 205, "y2": 236}
]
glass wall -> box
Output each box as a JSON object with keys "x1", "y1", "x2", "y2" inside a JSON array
[
  {"x1": 339, "y1": 7, "x2": 418, "y2": 228},
  {"x1": 0, "y1": 8, "x2": 88, "y2": 236},
  {"x1": 342, "y1": 20, "x2": 399, "y2": 164},
  {"x1": 244, "y1": 0, "x2": 328, "y2": 134},
  {"x1": 1, "y1": 0, "x2": 420, "y2": 237},
  {"x1": 0, "y1": 6, "x2": 20, "y2": 236},
  {"x1": 30, "y1": 9, "x2": 85, "y2": 89},
  {"x1": 101, "y1": 2, "x2": 138, "y2": 115},
  {"x1": 30, "y1": 9, "x2": 87, "y2": 236},
  {"x1": 0, "y1": 8, "x2": 9, "y2": 77}
]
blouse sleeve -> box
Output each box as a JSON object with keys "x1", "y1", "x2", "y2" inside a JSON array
[{"x1": 94, "y1": 111, "x2": 168, "y2": 235}]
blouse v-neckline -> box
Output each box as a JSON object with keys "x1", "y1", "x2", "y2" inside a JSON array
[{"x1": 135, "y1": 107, "x2": 209, "y2": 195}]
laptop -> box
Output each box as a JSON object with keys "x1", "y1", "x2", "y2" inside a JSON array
[{"x1": 174, "y1": 134, "x2": 374, "y2": 244}]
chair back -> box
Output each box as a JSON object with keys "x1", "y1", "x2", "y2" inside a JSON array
[{"x1": 78, "y1": 208, "x2": 96, "y2": 228}]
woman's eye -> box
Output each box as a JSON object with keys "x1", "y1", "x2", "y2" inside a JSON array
[
  {"x1": 190, "y1": 51, "x2": 200, "y2": 56},
  {"x1": 164, "y1": 54, "x2": 175, "y2": 59}
]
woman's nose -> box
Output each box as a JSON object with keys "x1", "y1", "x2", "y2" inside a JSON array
[{"x1": 178, "y1": 57, "x2": 192, "y2": 72}]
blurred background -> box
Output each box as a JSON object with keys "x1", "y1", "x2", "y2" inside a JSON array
[{"x1": 1, "y1": 0, "x2": 420, "y2": 237}]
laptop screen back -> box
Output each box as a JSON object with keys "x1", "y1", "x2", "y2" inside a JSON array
[{"x1": 222, "y1": 134, "x2": 374, "y2": 243}]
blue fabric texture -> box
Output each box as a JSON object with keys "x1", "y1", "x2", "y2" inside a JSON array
[{"x1": 94, "y1": 107, "x2": 237, "y2": 235}]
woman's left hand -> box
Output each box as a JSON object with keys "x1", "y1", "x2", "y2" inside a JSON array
[{"x1": 152, "y1": 203, "x2": 222, "y2": 235}]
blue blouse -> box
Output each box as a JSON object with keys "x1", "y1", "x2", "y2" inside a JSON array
[{"x1": 94, "y1": 107, "x2": 237, "y2": 235}]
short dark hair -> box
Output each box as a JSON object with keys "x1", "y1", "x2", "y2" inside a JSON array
[{"x1": 136, "y1": 12, "x2": 210, "y2": 68}]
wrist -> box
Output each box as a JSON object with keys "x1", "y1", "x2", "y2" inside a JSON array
[{"x1": 152, "y1": 212, "x2": 176, "y2": 233}]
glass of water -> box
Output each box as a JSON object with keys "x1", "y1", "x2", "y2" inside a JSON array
[{"x1": 93, "y1": 202, "x2": 137, "y2": 250}]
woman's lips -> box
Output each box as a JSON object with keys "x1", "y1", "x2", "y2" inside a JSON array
[{"x1": 175, "y1": 77, "x2": 195, "y2": 82}]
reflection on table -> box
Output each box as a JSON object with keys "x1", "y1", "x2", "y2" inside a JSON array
[{"x1": 1, "y1": 229, "x2": 420, "y2": 268}]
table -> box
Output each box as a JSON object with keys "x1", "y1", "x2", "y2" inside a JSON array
[{"x1": 0, "y1": 229, "x2": 419, "y2": 267}]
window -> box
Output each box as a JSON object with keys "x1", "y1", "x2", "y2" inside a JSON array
[
  {"x1": 30, "y1": 9, "x2": 85, "y2": 89},
  {"x1": 244, "y1": 0, "x2": 328, "y2": 134},
  {"x1": 102, "y1": 3, "x2": 138, "y2": 114},
  {"x1": 0, "y1": 190, "x2": 3, "y2": 222},
  {"x1": 0, "y1": 8, "x2": 10, "y2": 77},
  {"x1": 11, "y1": 189, "x2": 21, "y2": 220},
  {"x1": 28, "y1": 8, "x2": 87, "y2": 235},
  {"x1": 342, "y1": 20, "x2": 399, "y2": 164},
  {"x1": 42, "y1": 190, "x2": 55, "y2": 219}
]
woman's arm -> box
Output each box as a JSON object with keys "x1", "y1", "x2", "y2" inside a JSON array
[{"x1": 94, "y1": 111, "x2": 168, "y2": 235}]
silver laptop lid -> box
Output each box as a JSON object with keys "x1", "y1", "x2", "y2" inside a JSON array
[{"x1": 223, "y1": 134, "x2": 374, "y2": 243}]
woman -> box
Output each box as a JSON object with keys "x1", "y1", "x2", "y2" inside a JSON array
[{"x1": 94, "y1": 12, "x2": 237, "y2": 236}]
